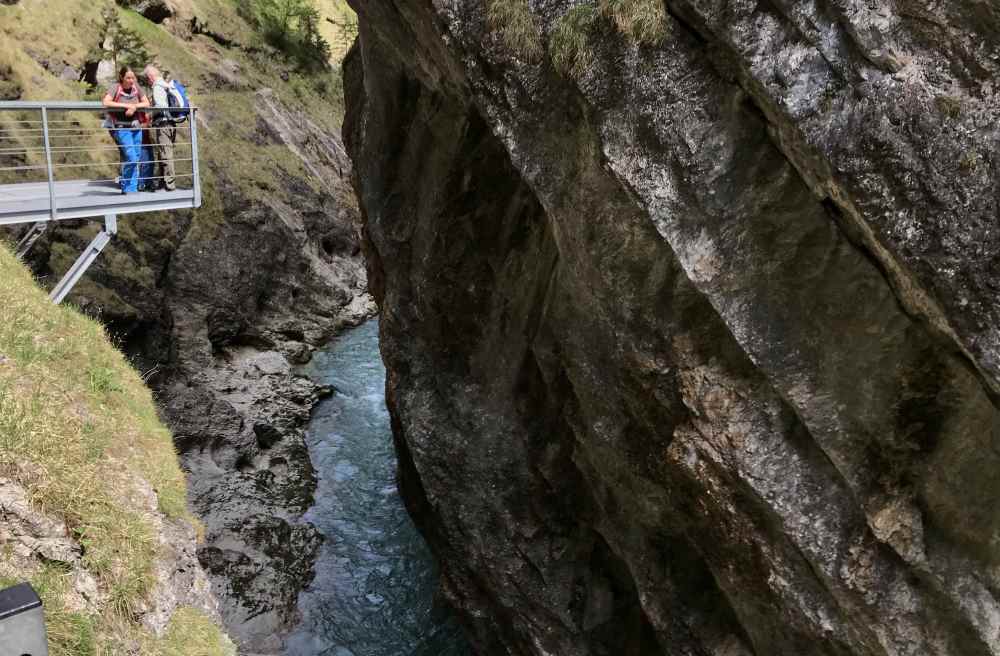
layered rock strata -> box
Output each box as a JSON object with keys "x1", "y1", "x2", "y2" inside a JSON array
[{"x1": 344, "y1": 1, "x2": 1000, "y2": 654}]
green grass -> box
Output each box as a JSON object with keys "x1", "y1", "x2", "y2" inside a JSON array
[
  {"x1": 0, "y1": 565, "x2": 99, "y2": 655},
  {"x1": 151, "y1": 607, "x2": 237, "y2": 656},
  {"x1": 489, "y1": 0, "x2": 669, "y2": 68},
  {"x1": 551, "y1": 4, "x2": 599, "y2": 76},
  {"x1": 488, "y1": 0, "x2": 544, "y2": 61},
  {"x1": 0, "y1": 245, "x2": 228, "y2": 654}
]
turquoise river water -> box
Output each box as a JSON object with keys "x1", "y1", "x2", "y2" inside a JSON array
[{"x1": 285, "y1": 321, "x2": 471, "y2": 656}]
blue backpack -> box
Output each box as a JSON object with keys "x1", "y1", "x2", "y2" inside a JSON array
[{"x1": 165, "y1": 80, "x2": 190, "y2": 123}]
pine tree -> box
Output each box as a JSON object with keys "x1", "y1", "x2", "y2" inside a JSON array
[{"x1": 90, "y1": 5, "x2": 152, "y2": 74}]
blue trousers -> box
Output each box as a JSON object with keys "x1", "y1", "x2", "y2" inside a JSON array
[
  {"x1": 113, "y1": 128, "x2": 143, "y2": 193},
  {"x1": 139, "y1": 144, "x2": 154, "y2": 189}
]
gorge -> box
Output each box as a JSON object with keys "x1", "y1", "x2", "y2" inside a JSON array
[{"x1": 3, "y1": 0, "x2": 1000, "y2": 654}]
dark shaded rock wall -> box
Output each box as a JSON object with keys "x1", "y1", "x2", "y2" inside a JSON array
[{"x1": 344, "y1": 1, "x2": 1000, "y2": 654}]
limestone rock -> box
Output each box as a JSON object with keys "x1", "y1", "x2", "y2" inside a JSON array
[{"x1": 344, "y1": 1, "x2": 1000, "y2": 654}]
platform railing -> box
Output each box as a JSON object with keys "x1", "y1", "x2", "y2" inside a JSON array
[
  {"x1": 0, "y1": 101, "x2": 201, "y2": 223},
  {"x1": 0, "y1": 101, "x2": 201, "y2": 303}
]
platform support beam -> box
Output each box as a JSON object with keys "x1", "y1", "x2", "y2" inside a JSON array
[
  {"x1": 14, "y1": 222, "x2": 47, "y2": 261},
  {"x1": 49, "y1": 214, "x2": 117, "y2": 305}
]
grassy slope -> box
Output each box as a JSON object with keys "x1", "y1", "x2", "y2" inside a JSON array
[{"x1": 0, "y1": 245, "x2": 234, "y2": 655}]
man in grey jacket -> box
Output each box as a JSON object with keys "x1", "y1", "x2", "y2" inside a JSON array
[{"x1": 143, "y1": 65, "x2": 177, "y2": 191}]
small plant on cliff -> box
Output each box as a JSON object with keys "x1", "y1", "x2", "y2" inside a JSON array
[
  {"x1": 495, "y1": 0, "x2": 669, "y2": 75},
  {"x1": 599, "y1": 0, "x2": 669, "y2": 45},
  {"x1": 487, "y1": 0, "x2": 544, "y2": 61},
  {"x1": 935, "y1": 94, "x2": 962, "y2": 120},
  {"x1": 551, "y1": 4, "x2": 600, "y2": 76},
  {"x1": 239, "y1": 0, "x2": 333, "y2": 72},
  {"x1": 90, "y1": 4, "x2": 153, "y2": 73}
]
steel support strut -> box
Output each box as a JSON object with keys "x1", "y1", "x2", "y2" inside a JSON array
[
  {"x1": 49, "y1": 214, "x2": 118, "y2": 304},
  {"x1": 14, "y1": 222, "x2": 47, "y2": 260}
]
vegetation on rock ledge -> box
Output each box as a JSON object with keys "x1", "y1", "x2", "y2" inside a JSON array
[
  {"x1": 0, "y1": 246, "x2": 234, "y2": 654},
  {"x1": 490, "y1": 0, "x2": 669, "y2": 74}
]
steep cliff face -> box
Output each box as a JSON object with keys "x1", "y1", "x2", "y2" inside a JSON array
[{"x1": 344, "y1": 1, "x2": 1000, "y2": 654}]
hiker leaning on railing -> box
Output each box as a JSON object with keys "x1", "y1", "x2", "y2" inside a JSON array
[
  {"x1": 143, "y1": 65, "x2": 178, "y2": 192},
  {"x1": 101, "y1": 66, "x2": 152, "y2": 195}
]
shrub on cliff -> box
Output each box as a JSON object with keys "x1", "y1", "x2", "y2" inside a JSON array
[
  {"x1": 90, "y1": 3, "x2": 153, "y2": 73},
  {"x1": 238, "y1": 0, "x2": 332, "y2": 72},
  {"x1": 487, "y1": 0, "x2": 544, "y2": 61},
  {"x1": 491, "y1": 0, "x2": 669, "y2": 73}
]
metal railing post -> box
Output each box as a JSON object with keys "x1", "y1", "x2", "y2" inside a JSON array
[
  {"x1": 189, "y1": 108, "x2": 201, "y2": 208},
  {"x1": 40, "y1": 107, "x2": 57, "y2": 221}
]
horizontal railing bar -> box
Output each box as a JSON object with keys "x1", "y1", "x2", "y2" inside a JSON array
[
  {"x1": 0, "y1": 158, "x2": 194, "y2": 172},
  {"x1": 0, "y1": 101, "x2": 199, "y2": 111},
  {"x1": 0, "y1": 126, "x2": 194, "y2": 136},
  {"x1": 0, "y1": 119, "x2": 93, "y2": 124},
  {"x1": 0, "y1": 194, "x2": 200, "y2": 226},
  {"x1": 0, "y1": 143, "x2": 194, "y2": 155}
]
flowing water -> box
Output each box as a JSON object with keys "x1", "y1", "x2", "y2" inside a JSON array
[{"x1": 286, "y1": 320, "x2": 471, "y2": 656}]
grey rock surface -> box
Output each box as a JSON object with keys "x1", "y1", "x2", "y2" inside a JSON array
[
  {"x1": 0, "y1": 474, "x2": 219, "y2": 632},
  {"x1": 344, "y1": 1, "x2": 1000, "y2": 654}
]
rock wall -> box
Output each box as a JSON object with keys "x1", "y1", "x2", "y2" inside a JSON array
[{"x1": 344, "y1": 1, "x2": 1000, "y2": 654}]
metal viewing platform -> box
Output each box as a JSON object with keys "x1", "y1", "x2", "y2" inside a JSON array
[{"x1": 0, "y1": 101, "x2": 201, "y2": 302}]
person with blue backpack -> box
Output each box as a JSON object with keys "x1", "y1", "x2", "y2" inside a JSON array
[{"x1": 143, "y1": 65, "x2": 190, "y2": 192}]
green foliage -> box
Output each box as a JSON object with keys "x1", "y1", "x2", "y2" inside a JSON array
[
  {"x1": 488, "y1": 0, "x2": 544, "y2": 61},
  {"x1": 491, "y1": 0, "x2": 668, "y2": 72},
  {"x1": 238, "y1": 0, "x2": 332, "y2": 72},
  {"x1": 91, "y1": 4, "x2": 152, "y2": 73},
  {"x1": 88, "y1": 365, "x2": 122, "y2": 393},
  {"x1": 551, "y1": 4, "x2": 599, "y2": 76},
  {"x1": 325, "y1": 10, "x2": 358, "y2": 45}
]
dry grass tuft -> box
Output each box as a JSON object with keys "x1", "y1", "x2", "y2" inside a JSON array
[
  {"x1": 149, "y1": 607, "x2": 237, "y2": 656},
  {"x1": 490, "y1": 0, "x2": 669, "y2": 74},
  {"x1": 488, "y1": 0, "x2": 544, "y2": 61},
  {"x1": 550, "y1": 4, "x2": 600, "y2": 76},
  {"x1": 599, "y1": 0, "x2": 669, "y2": 45}
]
